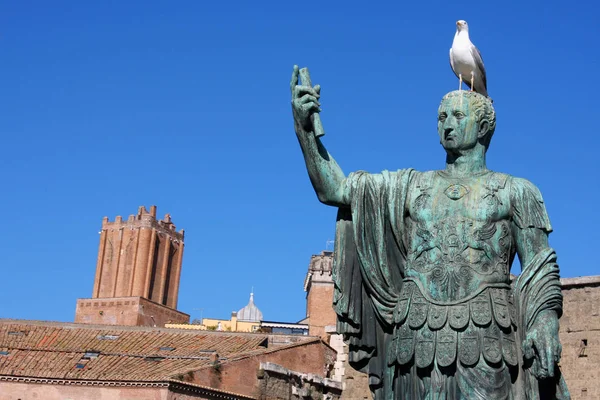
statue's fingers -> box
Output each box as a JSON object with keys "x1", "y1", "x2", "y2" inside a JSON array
[
  {"x1": 291, "y1": 65, "x2": 299, "y2": 94},
  {"x1": 537, "y1": 344, "x2": 549, "y2": 378},
  {"x1": 545, "y1": 346, "x2": 555, "y2": 377},
  {"x1": 298, "y1": 94, "x2": 320, "y2": 106},
  {"x1": 556, "y1": 342, "x2": 563, "y2": 361},
  {"x1": 522, "y1": 338, "x2": 534, "y2": 359},
  {"x1": 294, "y1": 85, "x2": 319, "y2": 99},
  {"x1": 301, "y1": 102, "x2": 321, "y2": 114},
  {"x1": 313, "y1": 84, "x2": 321, "y2": 95}
]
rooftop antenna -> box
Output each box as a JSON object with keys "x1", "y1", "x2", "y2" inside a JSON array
[{"x1": 192, "y1": 308, "x2": 204, "y2": 323}]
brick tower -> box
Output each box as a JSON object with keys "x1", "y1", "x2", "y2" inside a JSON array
[
  {"x1": 303, "y1": 250, "x2": 336, "y2": 339},
  {"x1": 75, "y1": 206, "x2": 190, "y2": 327},
  {"x1": 304, "y1": 250, "x2": 371, "y2": 394}
]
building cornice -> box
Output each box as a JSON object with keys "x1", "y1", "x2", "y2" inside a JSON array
[
  {"x1": 0, "y1": 376, "x2": 257, "y2": 399},
  {"x1": 561, "y1": 275, "x2": 600, "y2": 288},
  {"x1": 0, "y1": 376, "x2": 168, "y2": 388}
]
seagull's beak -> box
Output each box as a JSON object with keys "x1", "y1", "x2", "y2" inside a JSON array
[{"x1": 456, "y1": 21, "x2": 460, "y2": 27}]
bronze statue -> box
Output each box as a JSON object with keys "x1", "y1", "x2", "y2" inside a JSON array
[{"x1": 291, "y1": 65, "x2": 570, "y2": 399}]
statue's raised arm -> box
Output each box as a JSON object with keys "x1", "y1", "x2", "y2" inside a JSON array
[{"x1": 291, "y1": 65, "x2": 348, "y2": 207}]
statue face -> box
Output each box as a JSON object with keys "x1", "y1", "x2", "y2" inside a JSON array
[{"x1": 437, "y1": 96, "x2": 482, "y2": 153}]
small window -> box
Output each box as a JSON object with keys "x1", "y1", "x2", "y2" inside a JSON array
[
  {"x1": 159, "y1": 346, "x2": 175, "y2": 351},
  {"x1": 0, "y1": 351, "x2": 9, "y2": 356},
  {"x1": 83, "y1": 351, "x2": 100, "y2": 359},
  {"x1": 145, "y1": 356, "x2": 165, "y2": 362},
  {"x1": 7, "y1": 331, "x2": 26, "y2": 336},
  {"x1": 75, "y1": 363, "x2": 86, "y2": 369}
]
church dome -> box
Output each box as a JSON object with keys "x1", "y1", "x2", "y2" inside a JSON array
[{"x1": 237, "y1": 292, "x2": 263, "y2": 322}]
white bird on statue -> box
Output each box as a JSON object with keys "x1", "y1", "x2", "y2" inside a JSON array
[{"x1": 449, "y1": 20, "x2": 488, "y2": 97}]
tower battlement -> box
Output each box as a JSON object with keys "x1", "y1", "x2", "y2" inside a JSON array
[{"x1": 101, "y1": 205, "x2": 184, "y2": 240}]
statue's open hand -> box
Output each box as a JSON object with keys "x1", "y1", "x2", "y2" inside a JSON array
[
  {"x1": 291, "y1": 65, "x2": 321, "y2": 133},
  {"x1": 522, "y1": 310, "x2": 562, "y2": 379}
]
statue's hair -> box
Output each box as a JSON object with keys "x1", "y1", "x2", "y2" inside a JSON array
[{"x1": 440, "y1": 91, "x2": 496, "y2": 150}]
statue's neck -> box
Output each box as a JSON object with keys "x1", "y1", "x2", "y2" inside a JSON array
[{"x1": 444, "y1": 148, "x2": 487, "y2": 178}]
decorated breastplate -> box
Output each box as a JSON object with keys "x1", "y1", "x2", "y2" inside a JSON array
[
  {"x1": 405, "y1": 171, "x2": 514, "y2": 302},
  {"x1": 390, "y1": 171, "x2": 519, "y2": 371}
]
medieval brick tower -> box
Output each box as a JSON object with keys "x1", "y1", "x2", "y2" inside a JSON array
[
  {"x1": 303, "y1": 250, "x2": 337, "y2": 339},
  {"x1": 75, "y1": 206, "x2": 190, "y2": 327}
]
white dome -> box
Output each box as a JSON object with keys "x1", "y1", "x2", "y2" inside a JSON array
[{"x1": 237, "y1": 293, "x2": 263, "y2": 322}]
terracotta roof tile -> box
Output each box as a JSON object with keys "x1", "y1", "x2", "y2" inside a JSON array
[{"x1": 0, "y1": 320, "x2": 272, "y2": 382}]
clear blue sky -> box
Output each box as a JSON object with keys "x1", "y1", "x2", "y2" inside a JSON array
[{"x1": 1, "y1": 1, "x2": 598, "y2": 324}]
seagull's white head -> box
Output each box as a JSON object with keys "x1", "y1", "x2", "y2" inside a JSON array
[{"x1": 456, "y1": 20, "x2": 469, "y2": 33}]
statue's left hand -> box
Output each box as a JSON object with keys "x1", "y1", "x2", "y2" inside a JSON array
[{"x1": 522, "y1": 309, "x2": 562, "y2": 379}]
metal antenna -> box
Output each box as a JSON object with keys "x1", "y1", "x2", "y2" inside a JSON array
[
  {"x1": 192, "y1": 308, "x2": 204, "y2": 323},
  {"x1": 326, "y1": 239, "x2": 334, "y2": 250}
]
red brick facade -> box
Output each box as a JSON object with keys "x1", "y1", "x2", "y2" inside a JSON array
[
  {"x1": 75, "y1": 296, "x2": 189, "y2": 327},
  {"x1": 186, "y1": 340, "x2": 337, "y2": 398}
]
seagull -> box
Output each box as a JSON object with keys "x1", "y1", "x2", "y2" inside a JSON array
[{"x1": 449, "y1": 20, "x2": 488, "y2": 97}]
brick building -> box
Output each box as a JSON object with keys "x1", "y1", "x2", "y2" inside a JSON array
[
  {"x1": 0, "y1": 319, "x2": 341, "y2": 400},
  {"x1": 303, "y1": 250, "x2": 600, "y2": 400},
  {"x1": 75, "y1": 206, "x2": 190, "y2": 327}
]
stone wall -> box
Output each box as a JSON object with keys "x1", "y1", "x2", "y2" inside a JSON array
[
  {"x1": 559, "y1": 276, "x2": 600, "y2": 399},
  {"x1": 257, "y1": 362, "x2": 342, "y2": 400},
  {"x1": 328, "y1": 333, "x2": 371, "y2": 400}
]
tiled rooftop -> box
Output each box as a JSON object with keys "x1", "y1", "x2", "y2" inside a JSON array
[{"x1": 0, "y1": 319, "x2": 271, "y2": 382}]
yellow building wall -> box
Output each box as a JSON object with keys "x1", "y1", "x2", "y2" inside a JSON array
[{"x1": 166, "y1": 316, "x2": 260, "y2": 332}]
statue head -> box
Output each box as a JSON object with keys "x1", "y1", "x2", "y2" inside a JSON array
[{"x1": 437, "y1": 91, "x2": 496, "y2": 153}]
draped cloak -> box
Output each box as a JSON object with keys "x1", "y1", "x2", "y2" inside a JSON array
[{"x1": 332, "y1": 169, "x2": 570, "y2": 400}]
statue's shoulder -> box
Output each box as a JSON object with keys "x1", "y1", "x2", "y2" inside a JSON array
[
  {"x1": 505, "y1": 174, "x2": 552, "y2": 231},
  {"x1": 507, "y1": 175, "x2": 546, "y2": 204},
  {"x1": 408, "y1": 169, "x2": 433, "y2": 186}
]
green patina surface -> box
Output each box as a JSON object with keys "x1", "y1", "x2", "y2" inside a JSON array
[{"x1": 291, "y1": 66, "x2": 570, "y2": 399}]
